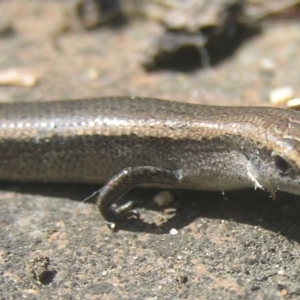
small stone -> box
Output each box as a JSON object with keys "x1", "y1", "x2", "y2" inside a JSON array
[
  {"x1": 86, "y1": 68, "x2": 99, "y2": 80},
  {"x1": 269, "y1": 86, "x2": 294, "y2": 106},
  {"x1": 259, "y1": 58, "x2": 276, "y2": 73},
  {"x1": 0, "y1": 69, "x2": 38, "y2": 87},
  {"x1": 277, "y1": 269, "x2": 285, "y2": 276},
  {"x1": 170, "y1": 228, "x2": 179, "y2": 235},
  {"x1": 286, "y1": 98, "x2": 300, "y2": 110},
  {"x1": 153, "y1": 190, "x2": 174, "y2": 207},
  {"x1": 28, "y1": 256, "x2": 56, "y2": 285}
]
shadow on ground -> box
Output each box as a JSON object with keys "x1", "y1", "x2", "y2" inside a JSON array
[{"x1": 1, "y1": 181, "x2": 300, "y2": 241}]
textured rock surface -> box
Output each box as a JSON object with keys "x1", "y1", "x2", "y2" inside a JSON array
[{"x1": 1, "y1": 1, "x2": 300, "y2": 299}]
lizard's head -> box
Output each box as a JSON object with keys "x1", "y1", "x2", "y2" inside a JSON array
[{"x1": 259, "y1": 112, "x2": 300, "y2": 197}]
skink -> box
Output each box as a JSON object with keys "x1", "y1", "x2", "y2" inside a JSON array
[{"x1": 1, "y1": 97, "x2": 300, "y2": 225}]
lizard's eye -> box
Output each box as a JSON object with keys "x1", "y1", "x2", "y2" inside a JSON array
[{"x1": 274, "y1": 155, "x2": 293, "y2": 175}]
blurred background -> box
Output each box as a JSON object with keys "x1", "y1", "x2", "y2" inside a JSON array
[{"x1": 1, "y1": 0, "x2": 300, "y2": 106}]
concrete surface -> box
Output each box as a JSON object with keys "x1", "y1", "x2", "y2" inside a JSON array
[{"x1": 1, "y1": 1, "x2": 300, "y2": 299}]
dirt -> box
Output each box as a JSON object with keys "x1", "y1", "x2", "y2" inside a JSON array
[{"x1": 1, "y1": 1, "x2": 300, "y2": 299}]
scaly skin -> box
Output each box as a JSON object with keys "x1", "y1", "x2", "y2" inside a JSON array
[{"x1": 0, "y1": 97, "x2": 300, "y2": 222}]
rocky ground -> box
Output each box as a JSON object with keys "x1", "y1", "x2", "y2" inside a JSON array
[{"x1": 1, "y1": 1, "x2": 300, "y2": 299}]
